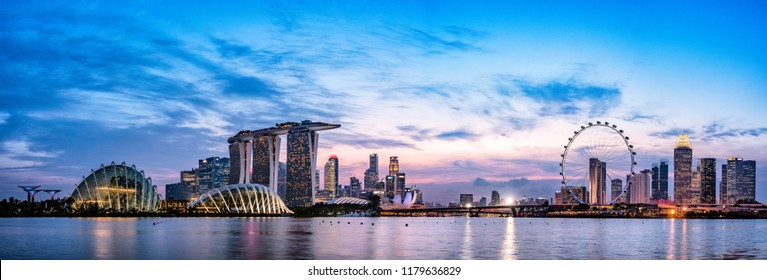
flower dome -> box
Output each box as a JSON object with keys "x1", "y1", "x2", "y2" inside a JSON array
[{"x1": 70, "y1": 162, "x2": 161, "y2": 213}]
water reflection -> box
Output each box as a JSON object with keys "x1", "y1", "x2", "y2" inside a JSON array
[
  {"x1": 500, "y1": 218, "x2": 517, "y2": 259},
  {"x1": 460, "y1": 219, "x2": 473, "y2": 259},
  {"x1": 666, "y1": 218, "x2": 675, "y2": 259},
  {"x1": 1, "y1": 217, "x2": 766, "y2": 260}
]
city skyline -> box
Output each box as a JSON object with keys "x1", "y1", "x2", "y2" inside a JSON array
[{"x1": 1, "y1": 1, "x2": 766, "y2": 204}]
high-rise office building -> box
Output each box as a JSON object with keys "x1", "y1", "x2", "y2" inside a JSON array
[
  {"x1": 629, "y1": 169, "x2": 651, "y2": 204},
  {"x1": 324, "y1": 155, "x2": 339, "y2": 198},
  {"x1": 478, "y1": 197, "x2": 487, "y2": 207},
  {"x1": 559, "y1": 186, "x2": 587, "y2": 205},
  {"x1": 490, "y1": 190, "x2": 500, "y2": 206},
  {"x1": 611, "y1": 179, "x2": 625, "y2": 204},
  {"x1": 385, "y1": 175, "x2": 395, "y2": 200},
  {"x1": 651, "y1": 160, "x2": 669, "y2": 201},
  {"x1": 674, "y1": 134, "x2": 693, "y2": 204},
  {"x1": 690, "y1": 171, "x2": 701, "y2": 204},
  {"x1": 719, "y1": 164, "x2": 727, "y2": 204},
  {"x1": 389, "y1": 156, "x2": 399, "y2": 177},
  {"x1": 698, "y1": 158, "x2": 717, "y2": 204},
  {"x1": 181, "y1": 169, "x2": 198, "y2": 199},
  {"x1": 350, "y1": 177, "x2": 361, "y2": 198},
  {"x1": 723, "y1": 158, "x2": 756, "y2": 204},
  {"x1": 460, "y1": 194, "x2": 474, "y2": 207},
  {"x1": 198, "y1": 157, "x2": 229, "y2": 196},
  {"x1": 374, "y1": 180, "x2": 386, "y2": 197},
  {"x1": 165, "y1": 182, "x2": 192, "y2": 201},
  {"x1": 396, "y1": 172, "x2": 406, "y2": 197},
  {"x1": 589, "y1": 158, "x2": 606, "y2": 205},
  {"x1": 364, "y1": 154, "x2": 379, "y2": 190}
]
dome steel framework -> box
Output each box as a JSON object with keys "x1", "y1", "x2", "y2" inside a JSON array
[
  {"x1": 189, "y1": 183, "x2": 293, "y2": 214},
  {"x1": 70, "y1": 162, "x2": 161, "y2": 212}
]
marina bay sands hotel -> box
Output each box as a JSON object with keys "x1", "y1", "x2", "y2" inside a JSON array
[{"x1": 227, "y1": 120, "x2": 340, "y2": 207}]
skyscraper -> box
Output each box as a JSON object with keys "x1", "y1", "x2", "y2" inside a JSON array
[
  {"x1": 698, "y1": 158, "x2": 717, "y2": 204},
  {"x1": 650, "y1": 160, "x2": 669, "y2": 201},
  {"x1": 589, "y1": 158, "x2": 606, "y2": 204},
  {"x1": 286, "y1": 128, "x2": 319, "y2": 207},
  {"x1": 611, "y1": 179, "x2": 625, "y2": 204},
  {"x1": 364, "y1": 154, "x2": 379, "y2": 190},
  {"x1": 278, "y1": 162, "x2": 286, "y2": 199},
  {"x1": 396, "y1": 172, "x2": 406, "y2": 197},
  {"x1": 629, "y1": 169, "x2": 651, "y2": 204},
  {"x1": 251, "y1": 135, "x2": 281, "y2": 188},
  {"x1": 350, "y1": 177, "x2": 361, "y2": 198},
  {"x1": 385, "y1": 175, "x2": 395, "y2": 200},
  {"x1": 719, "y1": 163, "x2": 727, "y2": 204},
  {"x1": 227, "y1": 120, "x2": 340, "y2": 207},
  {"x1": 181, "y1": 169, "x2": 198, "y2": 199},
  {"x1": 324, "y1": 155, "x2": 339, "y2": 198},
  {"x1": 723, "y1": 158, "x2": 757, "y2": 204},
  {"x1": 460, "y1": 194, "x2": 474, "y2": 207},
  {"x1": 389, "y1": 156, "x2": 399, "y2": 177},
  {"x1": 490, "y1": 190, "x2": 500, "y2": 206},
  {"x1": 674, "y1": 134, "x2": 693, "y2": 204},
  {"x1": 198, "y1": 157, "x2": 229, "y2": 196}
]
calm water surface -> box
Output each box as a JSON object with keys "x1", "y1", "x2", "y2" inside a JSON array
[{"x1": 1, "y1": 217, "x2": 765, "y2": 260}]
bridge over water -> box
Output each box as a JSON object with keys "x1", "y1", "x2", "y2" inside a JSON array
[{"x1": 381, "y1": 205, "x2": 549, "y2": 217}]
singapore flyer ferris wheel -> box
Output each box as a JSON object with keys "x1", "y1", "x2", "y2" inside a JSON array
[{"x1": 560, "y1": 121, "x2": 636, "y2": 205}]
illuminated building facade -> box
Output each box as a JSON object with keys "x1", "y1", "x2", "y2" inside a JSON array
[
  {"x1": 69, "y1": 162, "x2": 161, "y2": 213},
  {"x1": 698, "y1": 158, "x2": 717, "y2": 204},
  {"x1": 227, "y1": 120, "x2": 340, "y2": 208},
  {"x1": 388, "y1": 156, "x2": 399, "y2": 177},
  {"x1": 197, "y1": 157, "x2": 229, "y2": 196},
  {"x1": 674, "y1": 134, "x2": 693, "y2": 204},
  {"x1": 189, "y1": 184, "x2": 292, "y2": 214},
  {"x1": 460, "y1": 194, "x2": 474, "y2": 207},
  {"x1": 396, "y1": 172, "x2": 406, "y2": 198},
  {"x1": 720, "y1": 164, "x2": 728, "y2": 204},
  {"x1": 181, "y1": 169, "x2": 198, "y2": 200},
  {"x1": 723, "y1": 158, "x2": 756, "y2": 204},
  {"x1": 384, "y1": 175, "x2": 395, "y2": 200},
  {"x1": 364, "y1": 154, "x2": 379, "y2": 190},
  {"x1": 286, "y1": 128, "x2": 318, "y2": 207},
  {"x1": 324, "y1": 155, "x2": 339, "y2": 198},
  {"x1": 165, "y1": 182, "x2": 192, "y2": 201},
  {"x1": 349, "y1": 176, "x2": 361, "y2": 198},
  {"x1": 611, "y1": 179, "x2": 625, "y2": 204},
  {"x1": 651, "y1": 160, "x2": 669, "y2": 200},
  {"x1": 589, "y1": 158, "x2": 606, "y2": 204},
  {"x1": 560, "y1": 186, "x2": 587, "y2": 205},
  {"x1": 629, "y1": 169, "x2": 651, "y2": 204}
]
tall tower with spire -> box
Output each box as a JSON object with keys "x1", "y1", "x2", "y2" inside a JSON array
[{"x1": 673, "y1": 134, "x2": 693, "y2": 204}]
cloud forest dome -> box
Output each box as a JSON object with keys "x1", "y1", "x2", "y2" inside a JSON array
[
  {"x1": 190, "y1": 183, "x2": 293, "y2": 214},
  {"x1": 69, "y1": 162, "x2": 161, "y2": 213}
]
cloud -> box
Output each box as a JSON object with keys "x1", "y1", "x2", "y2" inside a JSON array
[
  {"x1": 436, "y1": 130, "x2": 479, "y2": 140},
  {"x1": 0, "y1": 112, "x2": 8, "y2": 125},
  {"x1": 649, "y1": 128, "x2": 694, "y2": 138},
  {"x1": 383, "y1": 25, "x2": 483, "y2": 56},
  {"x1": 623, "y1": 112, "x2": 658, "y2": 122},
  {"x1": 2, "y1": 140, "x2": 59, "y2": 158},
  {"x1": 0, "y1": 140, "x2": 61, "y2": 169},
  {"x1": 473, "y1": 177, "x2": 491, "y2": 187}
]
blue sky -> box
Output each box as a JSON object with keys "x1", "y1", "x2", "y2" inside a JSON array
[{"x1": 1, "y1": 1, "x2": 766, "y2": 204}]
